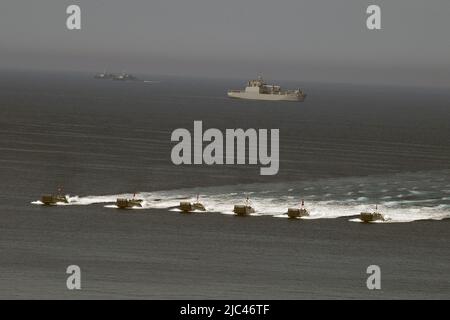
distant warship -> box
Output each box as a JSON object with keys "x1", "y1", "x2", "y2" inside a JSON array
[
  {"x1": 228, "y1": 77, "x2": 306, "y2": 101},
  {"x1": 94, "y1": 72, "x2": 115, "y2": 79},
  {"x1": 94, "y1": 72, "x2": 138, "y2": 81},
  {"x1": 112, "y1": 73, "x2": 138, "y2": 81}
]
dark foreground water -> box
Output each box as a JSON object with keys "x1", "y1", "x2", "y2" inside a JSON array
[{"x1": 0, "y1": 71, "x2": 449, "y2": 298}]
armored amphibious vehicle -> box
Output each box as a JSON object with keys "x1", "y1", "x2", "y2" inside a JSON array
[
  {"x1": 41, "y1": 188, "x2": 69, "y2": 205},
  {"x1": 179, "y1": 195, "x2": 206, "y2": 213},
  {"x1": 360, "y1": 205, "x2": 385, "y2": 222},
  {"x1": 233, "y1": 197, "x2": 256, "y2": 216},
  {"x1": 116, "y1": 194, "x2": 143, "y2": 209},
  {"x1": 287, "y1": 200, "x2": 310, "y2": 218}
]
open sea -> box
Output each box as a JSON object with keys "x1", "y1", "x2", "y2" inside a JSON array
[{"x1": 0, "y1": 70, "x2": 449, "y2": 299}]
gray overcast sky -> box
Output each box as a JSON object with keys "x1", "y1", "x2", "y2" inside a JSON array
[{"x1": 1, "y1": 0, "x2": 449, "y2": 85}]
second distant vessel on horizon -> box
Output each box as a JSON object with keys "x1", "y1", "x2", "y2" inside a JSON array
[{"x1": 95, "y1": 72, "x2": 138, "y2": 81}]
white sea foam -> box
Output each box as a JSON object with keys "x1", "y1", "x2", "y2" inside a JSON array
[
  {"x1": 64, "y1": 190, "x2": 449, "y2": 223},
  {"x1": 68, "y1": 195, "x2": 118, "y2": 205},
  {"x1": 33, "y1": 170, "x2": 450, "y2": 223}
]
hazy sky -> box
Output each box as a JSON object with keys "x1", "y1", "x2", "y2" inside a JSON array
[{"x1": 1, "y1": 0, "x2": 449, "y2": 85}]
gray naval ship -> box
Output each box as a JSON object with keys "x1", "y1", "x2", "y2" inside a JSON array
[
  {"x1": 228, "y1": 77, "x2": 306, "y2": 102},
  {"x1": 94, "y1": 72, "x2": 115, "y2": 79}
]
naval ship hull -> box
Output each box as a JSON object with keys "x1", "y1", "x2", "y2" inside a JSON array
[{"x1": 228, "y1": 91, "x2": 305, "y2": 102}]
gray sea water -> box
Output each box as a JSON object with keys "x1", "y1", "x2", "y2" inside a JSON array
[{"x1": 0, "y1": 70, "x2": 449, "y2": 299}]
